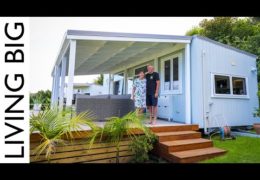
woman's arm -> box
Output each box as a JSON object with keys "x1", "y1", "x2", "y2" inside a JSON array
[{"x1": 131, "y1": 87, "x2": 136, "y2": 100}]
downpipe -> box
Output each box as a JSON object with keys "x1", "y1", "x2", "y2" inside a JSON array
[
  {"x1": 204, "y1": 114, "x2": 209, "y2": 135},
  {"x1": 201, "y1": 49, "x2": 209, "y2": 135}
]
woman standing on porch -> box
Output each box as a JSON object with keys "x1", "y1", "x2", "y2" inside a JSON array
[{"x1": 131, "y1": 71, "x2": 146, "y2": 115}]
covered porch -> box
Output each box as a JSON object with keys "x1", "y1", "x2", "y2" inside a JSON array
[{"x1": 50, "y1": 30, "x2": 192, "y2": 124}]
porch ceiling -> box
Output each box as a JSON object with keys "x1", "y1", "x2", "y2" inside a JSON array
[{"x1": 71, "y1": 40, "x2": 179, "y2": 75}]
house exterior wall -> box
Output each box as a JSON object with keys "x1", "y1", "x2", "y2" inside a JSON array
[
  {"x1": 191, "y1": 37, "x2": 259, "y2": 128},
  {"x1": 73, "y1": 86, "x2": 89, "y2": 94},
  {"x1": 87, "y1": 84, "x2": 105, "y2": 95}
]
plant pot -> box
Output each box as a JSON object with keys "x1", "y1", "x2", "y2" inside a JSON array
[
  {"x1": 33, "y1": 104, "x2": 42, "y2": 111},
  {"x1": 253, "y1": 123, "x2": 260, "y2": 134}
]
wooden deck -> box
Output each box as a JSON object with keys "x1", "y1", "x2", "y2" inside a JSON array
[{"x1": 30, "y1": 121, "x2": 226, "y2": 163}]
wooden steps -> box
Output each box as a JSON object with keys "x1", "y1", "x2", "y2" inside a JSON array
[
  {"x1": 155, "y1": 131, "x2": 201, "y2": 141},
  {"x1": 170, "y1": 147, "x2": 226, "y2": 163},
  {"x1": 151, "y1": 124, "x2": 226, "y2": 163},
  {"x1": 160, "y1": 138, "x2": 213, "y2": 152},
  {"x1": 150, "y1": 124, "x2": 199, "y2": 133}
]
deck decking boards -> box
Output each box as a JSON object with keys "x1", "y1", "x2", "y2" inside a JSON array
[{"x1": 30, "y1": 121, "x2": 226, "y2": 163}]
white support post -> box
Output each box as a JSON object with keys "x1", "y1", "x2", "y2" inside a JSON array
[
  {"x1": 51, "y1": 66, "x2": 57, "y2": 107},
  {"x1": 108, "y1": 74, "x2": 111, "y2": 94},
  {"x1": 185, "y1": 43, "x2": 191, "y2": 124},
  {"x1": 110, "y1": 74, "x2": 114, "y2": 95},
  {"x1": 59, "y1": 57, "x2": 67, "y2": 110},
  {"x1": 53, "y1": 65, "x2": 61, "y2": 108},
  {"x1": 124, "y1": 69, "x2": 127, "y2": 94},
  {"x1": 66, "y1": 40, "x2": 76, "y2": 107}
]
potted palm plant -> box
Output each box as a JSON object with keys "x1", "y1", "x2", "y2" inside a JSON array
[
  {"x1": 87, "y1": 111, "x2": 154, "y2": 163},
  {"x1": 30, "y1": 107, "x2": 98, "y2": 160}
]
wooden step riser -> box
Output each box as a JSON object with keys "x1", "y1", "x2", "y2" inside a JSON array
[
  {"x1": 150, "y1": 125, "x2": 199, "y2": 133},
  {"x1": 158, "y1": 133, "x2": 201, "y2": 142},
  {"x1": 152, "y1": 148, "x2": 226, "y2": 163},
  {"x1": 177, "y1": 151, "x2": 227, "y2": 163},
  {"x1": 153, "y1": 150, "x2": 179, "y2": 163},
  {"x1": 162, "y1": 141, "x2": 213, "y2": 152}
]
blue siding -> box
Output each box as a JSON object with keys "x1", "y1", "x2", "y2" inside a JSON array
[
  {"x1": 190, "y1": 38, "x2": 204, "y2": 127},
  {"x1": 191, "y1": 37, "x2": 259, "y2": 128},
  {"x1": 171, "y1": 50, "x2": 186, "y2": 123}
]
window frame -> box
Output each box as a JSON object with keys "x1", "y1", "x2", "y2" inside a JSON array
[
  {"x1": 211, "y1": 73, "x2": 249, "y2": 99},
  {"x1": 160, "y1": 53, "x2": 182, "y2": 94}
]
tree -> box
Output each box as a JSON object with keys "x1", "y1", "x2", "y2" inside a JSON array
[
  {"x1": 30, "y1": 90, "x2": 52, "y2": 110},
  {"x1": 94, "y1": 74, "x2": 104, "y2": 85},
  {"x1": 186, "y1": 26, "x2": 203, "y2": 36}
]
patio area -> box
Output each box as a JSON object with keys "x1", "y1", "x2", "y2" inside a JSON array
[{"x1": 79, "y1": 119, "x2": 184, "y2": 131}]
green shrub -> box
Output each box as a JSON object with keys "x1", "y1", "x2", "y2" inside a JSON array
[{"x1": 130, "y1": 134, "x2": 157, "y2": 163}]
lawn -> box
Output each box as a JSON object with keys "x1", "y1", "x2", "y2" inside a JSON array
[{"x1": 201, "y1": 136, "x2": 260, "y2": 163}]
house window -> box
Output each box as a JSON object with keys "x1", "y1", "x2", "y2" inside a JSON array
[
  {"x1": 172, "y1": 57, "x2": 179, "y2": 90},
  {"x1": 161, "y1": 53, "x2": 182, "y2": 94},
  {"x1": 164, "y1": 60, "x2": 171, "y2": 90},
  {"x1": 232, "y1": 77, "x2": 246, "y2": 95},
  {"x1": 214, "y1": 75, "x2": 231, "y2": 94},
  {"x1": 212, "y1": 73, "x2": 248, "y2": 98},
  {"x1": 173, "y1": 58, "x2": 179, "y2": 81}
]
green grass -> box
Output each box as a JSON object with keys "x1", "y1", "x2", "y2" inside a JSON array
[{"x1": 201, "y1": 136, "x2": 260, "y2": 163}]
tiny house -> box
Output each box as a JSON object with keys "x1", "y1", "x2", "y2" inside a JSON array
[{"x1": 51, "y1": 30, "x2": 259, "y2": 131}]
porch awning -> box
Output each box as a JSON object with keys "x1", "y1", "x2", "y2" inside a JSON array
[
  {"x1": 52, "y1": 30, "x2": 192, "y2": 76},
  {"x1": 51, "y1": 30, "x2": 192, "y2": 122}
]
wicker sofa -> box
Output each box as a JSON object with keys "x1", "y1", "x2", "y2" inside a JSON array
[{"x1": 75, "y1": 94, "x2": 135, "y2": 121}]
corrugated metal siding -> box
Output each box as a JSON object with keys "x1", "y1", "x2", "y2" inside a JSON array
[{"x1": 191, "y1": 37, "x2": 259, "y2": 128}]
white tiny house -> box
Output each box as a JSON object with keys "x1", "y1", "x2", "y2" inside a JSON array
[
  {"x1": 190, "y1": 36, "x2": 258, "y2": 131},
  {"x1": 51, "y1": 30, "x2": 259, "y2": 131}
]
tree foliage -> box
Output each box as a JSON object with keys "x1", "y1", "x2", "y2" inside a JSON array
[
  {"x1": 94, "y1": 74, "x2": 104, "y2": 85},
  {"x1": 186, "y1": 17, "x2": 260, "y2": 62},
  {"x1": 30, "y1": 90, "x2": 52, "y2": 110}
]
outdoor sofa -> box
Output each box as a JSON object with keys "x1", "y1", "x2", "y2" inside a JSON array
[{"x1": 75, "y1": 94, "x2": 135, "y2": 121}]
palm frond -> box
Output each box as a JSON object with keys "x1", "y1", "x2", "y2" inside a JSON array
[{"x1": 30, "y1": 107, "x2": 96, "y2": 160}]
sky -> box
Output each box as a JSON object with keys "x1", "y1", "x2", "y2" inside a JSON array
[{"x1": 30, "y1": 17, "x2": 212, "y2": 93}]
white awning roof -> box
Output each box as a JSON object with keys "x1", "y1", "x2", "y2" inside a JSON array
[{"x1": 52, "y1": 30, "x2": 192, "y2": 76}]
